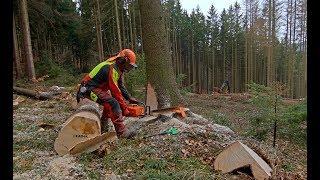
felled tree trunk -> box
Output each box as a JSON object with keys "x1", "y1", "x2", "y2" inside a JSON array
[
  {"x1": 54, "y1": 99, "x2": 103, "y2": 155},
  {"x1": 13, "y1": 86, "x2": 61, "y2": 100}
]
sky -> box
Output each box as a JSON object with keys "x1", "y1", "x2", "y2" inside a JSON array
[{"x1": 179, "y1": 0, "x2": 240, "y2": 16}]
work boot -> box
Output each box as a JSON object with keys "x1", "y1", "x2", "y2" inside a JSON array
[
  {"x1": 111, "y1": 113, "x2": 136, "y2": 139},
  {"x1": 118, "y1": 127, "x2": 137, "y2": 139},
  {"x1": 100, "y1": 117, "x2": 109, "y2": 133},
  {"x1": 101, "y1": 107, "x2": 112, "y2": 133}
]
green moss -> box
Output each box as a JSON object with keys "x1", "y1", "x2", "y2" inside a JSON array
[
  {"x1": 282, "y1": 163, "x2": 294, "y2": 172},
  {"x1": 87, "y1": 170, "x2": 101, "y2": 180},
  {"x1": 209, "y1": 111, "x2": 231, "y2": 127},
  {"x1": 14, "y1": 123, "x2": 28, "y2": 131}
]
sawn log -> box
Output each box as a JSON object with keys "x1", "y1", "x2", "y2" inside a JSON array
[{"x1": 54, "y1": 98, "x2": 103, "y2": 155}]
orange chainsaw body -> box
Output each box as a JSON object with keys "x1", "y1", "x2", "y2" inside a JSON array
[{"x1": 127, "y1": 104, "x2": 145, "y2": 117}]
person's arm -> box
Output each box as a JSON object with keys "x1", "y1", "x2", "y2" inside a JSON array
[
  {"x1": 118, "y1": 74, "x2": 131, "y2": 101},
  {"x1": 108, "y1": 68, "x2": 129, "y2": 113},
  {"x1": 118, "y1": 74, "x2": 143, "y2": 105}
]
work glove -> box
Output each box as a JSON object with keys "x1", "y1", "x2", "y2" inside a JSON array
[
  {"x1": 76, "y1": 84, "x2": 87, "y2": 103},
  {"x1": 122, "y1": 108, "x2": 131, "y2": 117},
  {"x1": 76, "y1": 88, "x2": 82, "y2": 103},
  {"x1": 128, "y1": 97, "x2": 144, "y2": 106}
]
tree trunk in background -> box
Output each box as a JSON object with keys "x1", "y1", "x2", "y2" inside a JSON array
[
  {"x1": 231, "y1": 41, "x2": 235, "y2": 92},
  {"x1": 174, "y1": 22, "x2": 179, "y2": 76},
  {"x1": 128, "y1": 6, "x2": 134, "y2": 50},
  {"x1": 138, "y1": 7, "x2": 144, "y2": 52},
  {"x1": 289, "y1": 0, "x2": 294, "y2": 98},
  {"x1": 13, "y1": 13, "x2": 22, "y2": 79},
  {"x1": 179, "y1": 39, "x2": 182, "y2": 78},
  {"x1": 20, "y1": 0, "x2": 36, "y2": 80},
  {"x1": 267, "y1": 0, "x2": 272, "y2": 86},
  {"x1": 225, "y1": 47, "x2": 231, "y2": 91},
  {"x1": 212, "y1": 48, "x2": 215, "y2": 90},
  {"x1": 121, "y1": 3, "x2": 126, "y2": 48},
  {"x1": 302, "y1": 0, "x2": 307, "y2": 97},
  {"x1": 205, "y1": 48, "x2": 210, "y2": 94},
  {"x1": 293, "y1": 0, "x2": 297, "y2": 97},
  {"x1": 114, "y1": 0, "x2": 122, "y2": 50},
  {"x1": 187, "y1": 42, "x2": 191, "y2": 85},
  {"x1": 132, "y1": 3, "x2": 137, "y2": 50},
  {"x1": 235, "y1": 40, "x2": 238, "y2": 92},
  {"x1": 171, "y1": 19, "x2": 176, "y2": 75},
  {"x1": 138, "y1": 0, "x2": 185, "y2": 108},
  {"x1": 223, "y1": 46, "x2": 226, "y2": 85},
  {"x1": 250, "y1": 33, "x2": 253, "y2": 83},
  {"x1": 48, "y1": 35, "x2": 53, "y2": 60},
  {"x1": 95, "y1": 0, "x2": 104, "y2": 61},
  {"x1": 245, "y1": 33, "x2": 248, "y2": 91},
  {"x1": 197, "y1": 50, "x2": 200, "y2": 93},
  {"x1": 192, "y1": 38, "x2": 196, "y2": 92},
  {"x1": 272, "y1": 0, "x2": 276, "y2": 83}
]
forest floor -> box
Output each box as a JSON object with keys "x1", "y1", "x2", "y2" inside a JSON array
[{"x1": 13, "y1": 82, "x2": 307, "y2": 180}]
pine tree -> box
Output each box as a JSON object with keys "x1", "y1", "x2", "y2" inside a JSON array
[
  {"x1": 20, "y1": 0, "x2": 36, "y2": 80},
  {"x1": 138, "y1": 0, "x2": 185, "y2": 108}
]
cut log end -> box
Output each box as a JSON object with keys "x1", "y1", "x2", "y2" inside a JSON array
[
  {"x1": 214, "y1": 141, "x2": 272, "y2": 180},
  {"x1": 54, "y1": 99, "x2": 103, "y2": 156}
]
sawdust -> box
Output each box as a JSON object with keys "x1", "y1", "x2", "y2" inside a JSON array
[{"x1": 46, "y1": 155, "x2": 86, "y2": 179}]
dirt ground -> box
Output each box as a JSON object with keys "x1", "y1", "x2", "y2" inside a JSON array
[{"x1": 13, "y1": 86, "x2": 306, "y2": 179}]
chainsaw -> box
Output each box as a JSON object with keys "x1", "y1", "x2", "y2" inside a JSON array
[{"x1": 127, "y1": 103, "x2": 151, "y2": 117}]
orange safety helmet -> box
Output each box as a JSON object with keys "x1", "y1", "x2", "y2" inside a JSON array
[{"x1": 117, "y1": 49, "x2": 137, "y2": 68}]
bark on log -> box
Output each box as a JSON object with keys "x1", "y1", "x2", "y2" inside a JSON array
[
  {"x1": 13, "y1": 86, "x2": 61, "y2": 100},
  {"x1": 145, "y1": 82, "x2": 158, "y2": 111},
  {"x1": 54, "y1": 99, "x2": 103, "y2": 155}
]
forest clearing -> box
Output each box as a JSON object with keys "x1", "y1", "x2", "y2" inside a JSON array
[
  {"x1": 13, "y1": 0, "x2": 307, "y2": 179},
  {"x1": 13, "y1": 79, "x2": 306, "y2": 179}
]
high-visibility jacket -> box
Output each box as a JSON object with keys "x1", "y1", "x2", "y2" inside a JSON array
[{"x1": 81, "y1": 59, "x2": 130, "y2": 111}]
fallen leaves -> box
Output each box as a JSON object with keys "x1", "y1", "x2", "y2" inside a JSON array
[
  {"x1": 181, "y1": 137, "x2": 218, "y2": 168},
  {"x1": 181, "y1": 148, "x2": 189, "y2": 157},
  {"x1": 13, "y1": 96, "x2": 26, "y2": 107},
  {"x1": 37, "y1": 75, "x2": 50, "y2": 82}
]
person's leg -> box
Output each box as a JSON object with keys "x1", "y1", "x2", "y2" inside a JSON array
[
  {"x1": 100, "y1": 105, "x2": 110, "y2": 132},
  {"x1": 88, "y1": 88, "x2": 114, "y2": 133},
  {"x1": 90, "y1": 88, "x2": 135, "y2": 138},
  {"x1": 103, "y1": 101, "x2": 136, "y2": 138}
]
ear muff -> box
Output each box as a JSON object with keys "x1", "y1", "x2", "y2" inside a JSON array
[{"x1": 117, "y1": 57, "x2": 127, "y2": 64}]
